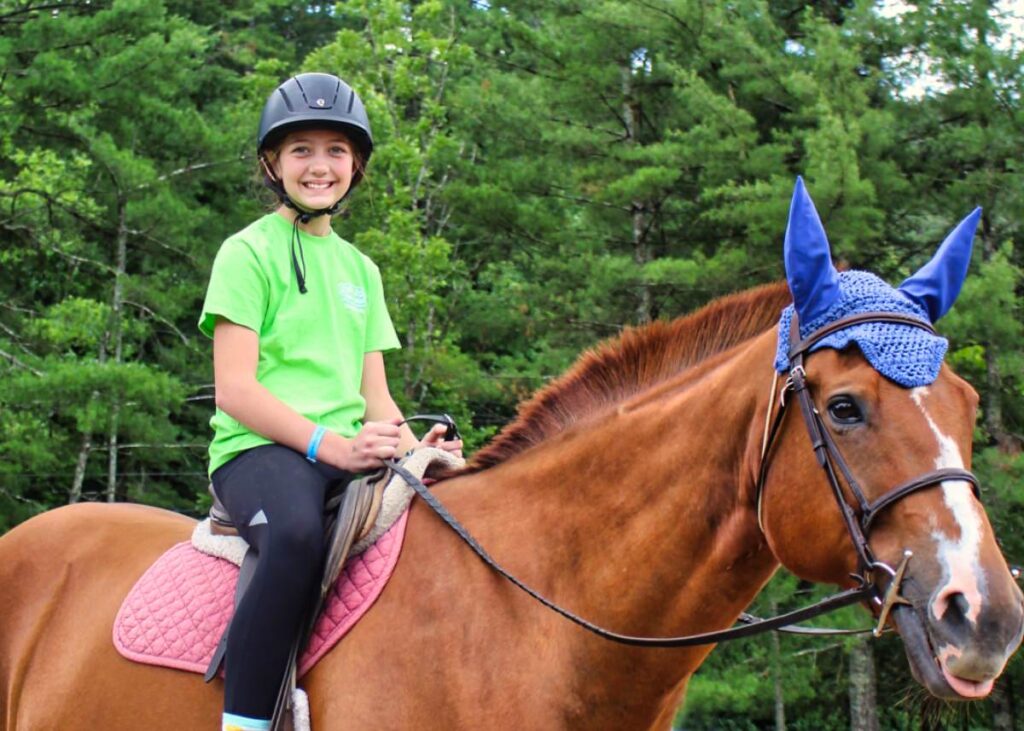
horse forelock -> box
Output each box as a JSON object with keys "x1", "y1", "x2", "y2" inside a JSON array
[{"x1": 451, "y1": 281, "x2": 793, "y2": 477}]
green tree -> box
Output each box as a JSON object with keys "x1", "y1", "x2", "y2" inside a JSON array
[
  {"x1": 0, "y1": 0, "x2": 258, "y2": 523},
  {"x1": 889, "y1": 0, "x2": 1024, "y2": 453}
]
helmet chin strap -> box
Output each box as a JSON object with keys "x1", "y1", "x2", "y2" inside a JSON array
[
  {"x1": 282, "y1": 193, "x2": 345, "y2": 221},
  {"x1": 261, "y1": 156, "x2": 349, "y2": 294},
  {"x1": 260, "y1": 156, "x2": 347, "y2": 220}
]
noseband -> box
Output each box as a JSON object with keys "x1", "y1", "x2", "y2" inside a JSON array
[{"x1": 756, "y1": 311, "x2": 981, "y2": 633}]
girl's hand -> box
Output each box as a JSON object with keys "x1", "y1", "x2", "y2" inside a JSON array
[
  {"x1": 418, "y1": 423, "x2": 463, "y2": 458},
  {"x1": 332, "y1": 419, "x2": 402, "y2": 472}
]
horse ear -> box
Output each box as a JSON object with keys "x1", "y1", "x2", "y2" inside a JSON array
[
  {"x1": 785, "y1": 177, "x2": 840, "y2": 324},
  {"x1": 898, "y1": 207, "x2": 981, "y2": 322}
]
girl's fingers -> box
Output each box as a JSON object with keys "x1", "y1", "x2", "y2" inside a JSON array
[
  {"x1": 356, "y1": 440, "x2": 398, "y2": 454},
  {"x1": 421, "y1": 424, "x2": 447, "y2": 445},
  {"x1": 368, "y1": 425, "x2": 401, "y2": 438}
]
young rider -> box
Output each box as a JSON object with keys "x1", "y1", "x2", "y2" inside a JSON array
[{"x1": 198, "y1": 72, "x2": 462, "y2": 731}]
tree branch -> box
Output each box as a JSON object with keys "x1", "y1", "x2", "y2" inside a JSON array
[
  {"x1": 0, "y1": 2, "x2": 96, "y2": 23},
  {"x1": 133, "y1": 156, "x2": 249, "y2": 192},
  {"x1": 126, "y1": 228, "x2": 197, "y2": 264},
  {"x1": 0, "y1": 346, "x2": 43, "y2": 376},
  {"x1": 123, "y1": 300, "x2": 195, "y2": 348}
]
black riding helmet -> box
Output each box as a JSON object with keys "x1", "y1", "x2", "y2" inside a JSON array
[
  {"x1": 258, "y1": 72, "x2": 374, "y2": 195},
  {"x1": 258, "y1": 73, "x2": 374, "y2": 294}
]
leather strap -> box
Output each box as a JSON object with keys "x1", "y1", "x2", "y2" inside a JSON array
[
  {"x1": 204, "y1": 548, "x2": 259, "y2": 683},
  {"x1": 863, "y1": 468, "x2": 979, "y2": 531},
  {"x1": 788, "y1": 312, "x2": 935, "y2": 362},
  {"x1": 385, "y1": 459, "x2": 877, "y2": 648}
]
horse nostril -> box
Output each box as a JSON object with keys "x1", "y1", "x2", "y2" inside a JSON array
[{"x1": 936, "y1": 590, "x2": 972, "y2": 627}]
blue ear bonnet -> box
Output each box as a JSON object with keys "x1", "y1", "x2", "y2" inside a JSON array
[
  {"x1": 777, "y1": 177, "x2": 976, "y2": 388},
  {"x1": 774, "y1": 271, "x2": 948, "y2": 388}
]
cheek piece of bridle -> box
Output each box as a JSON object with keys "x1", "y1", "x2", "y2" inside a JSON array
[
  {"x1": 388, "y1": 312, "x2": 983, "y2": 648},
  {"x1": 757, "y1": 311, "x2": 981, "y2": 637}
]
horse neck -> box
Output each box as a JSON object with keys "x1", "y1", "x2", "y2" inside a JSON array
[{"x1": 433, "y1": 328, "x2": 782, "y2": 725}]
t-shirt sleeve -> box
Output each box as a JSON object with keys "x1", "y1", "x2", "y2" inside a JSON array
[
  {"x1": 197, "y1": 239, "x2": 269, "y2": 339},
  {"x1": 364, "y1": 262, "x2": 400, "y2": 353}
]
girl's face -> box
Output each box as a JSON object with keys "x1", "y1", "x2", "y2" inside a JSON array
[{"x1": 268, "y1": 129, "x2": 357, "y2": 211}]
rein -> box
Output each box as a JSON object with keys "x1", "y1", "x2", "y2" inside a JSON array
[
  {"x1": 394, "y1": 311, "x2": 981, "y2": 647},
  {"x1": 385, "y1": 457, "x2": 873, "y2": 646}
]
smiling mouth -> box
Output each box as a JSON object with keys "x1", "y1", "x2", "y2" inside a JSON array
[{"x1": 302, "y1": 181, "x2": 335, "y2": 191}]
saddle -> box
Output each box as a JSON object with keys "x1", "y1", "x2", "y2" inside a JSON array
[{"x1": 207, "y1": 471, "x2": 386, "y2": 545}]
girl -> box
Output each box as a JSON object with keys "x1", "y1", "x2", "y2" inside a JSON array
[{"x1": 198, "y1": 72, "x2": 462, "y2": 731}]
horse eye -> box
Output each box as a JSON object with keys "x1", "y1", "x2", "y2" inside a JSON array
[{"x1": 827, "y1": 397, "x2": 863, "y2": 425}]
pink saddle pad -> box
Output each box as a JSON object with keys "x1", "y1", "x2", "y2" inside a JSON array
[{"x1": 113, "y1": 510, "x2": 408, "y2": 678}]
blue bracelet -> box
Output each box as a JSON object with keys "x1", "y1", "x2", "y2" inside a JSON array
[{"x1": 306, "y1": 425, "x2": 327, "y2": 463}]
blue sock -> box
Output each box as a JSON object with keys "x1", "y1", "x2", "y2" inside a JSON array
[{"x1": 222, "y1": 712, "x2": 271, "y2": 730}]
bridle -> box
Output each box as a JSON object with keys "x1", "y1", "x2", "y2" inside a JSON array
[
  {"x1": 390, "y1": 311, "x2": 982, "y2": 647},
  {"x1": 756, "y1": 311, "x2": 980, "y2": 634}
]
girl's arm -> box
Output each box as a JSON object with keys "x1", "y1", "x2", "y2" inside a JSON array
[
  {"x1": 360, "y1": 350, "x2": 419, "y2": 453},
  {"x1": 361, "y1": 351, "x2": 463, "y2": 456},
  {"x1": 213, "y1": 319, "x2": 400, "y2": 471}
]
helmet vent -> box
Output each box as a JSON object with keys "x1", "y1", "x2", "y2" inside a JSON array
[
  {"x1": 294, "y1": 76, "x2": 337, "y2": 110},
  {"x1": 279, "y1": 88, "x2": 297, "y2": 112}
]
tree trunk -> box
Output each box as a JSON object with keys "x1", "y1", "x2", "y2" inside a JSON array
[
  {"x1": 632, "y1": 201, "x2": 651, "y2": 324},
  {"x1": 104, "y1": 198, "x2": 128, "y2": 501},
  {"x1": 68, "y1": 190, "x2": 128, "y2": 503},
  {"x1": 848, "y1": 636, "x2": 879, "y2": 731},
  {"x1": 620, "y1": 61, "x2": 651, "y2": 325},
  {"x1": 984, "y1": 345, "x2": 1018, "y2": 453},
  {"x1": 68, "y1": 431, "x2": 93, "y2": 504},
  {"x1": 769, "y1": 598, "x2": 786, "y2": 731},
  {"x1": 105, "y1": 403, "x2": 121, "y2": 502},
  {"x1": 978, "y1": 212, "x2": 1020, "y2": 454}
]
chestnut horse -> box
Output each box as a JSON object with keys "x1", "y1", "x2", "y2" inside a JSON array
[{"x1": 2, "y1": 183, "x2": 1022, "y2": 730}]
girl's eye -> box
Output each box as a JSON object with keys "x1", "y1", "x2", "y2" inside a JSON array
[
  {"x1": 290, "y1": 145, "x2": 310, "y2": 154},
  {"x1": 827, "y1": 396, "x2": 864, "y2": 425},
  {"x1": 330, "y1": 146, "x2": 349, "y2": 155}
]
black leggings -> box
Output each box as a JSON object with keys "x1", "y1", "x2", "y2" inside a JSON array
[{"x1": 211, "y1": 444, "x2": 353, "y2": 720}]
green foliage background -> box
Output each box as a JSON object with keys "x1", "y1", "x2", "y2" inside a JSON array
[{"x1": 1, "y1": 0, "x2": 1022, "y2": 727}]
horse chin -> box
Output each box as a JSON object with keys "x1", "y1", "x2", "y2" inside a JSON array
[{"x1": 892, "y1": 605, "x2": 994, "y2": 701}]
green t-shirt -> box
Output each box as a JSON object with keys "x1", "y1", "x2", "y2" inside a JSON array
[{"x1": 198, "y1": 212, "x2": 400, "y2": 474}]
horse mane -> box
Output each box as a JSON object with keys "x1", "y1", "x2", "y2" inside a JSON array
[{"x1": 444, "y1": 281, "x2": 792, "y2": 478}]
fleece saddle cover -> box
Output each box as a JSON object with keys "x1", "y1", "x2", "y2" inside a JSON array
[{"x1": 113, "y1": 510, "x2": 409, "y2": 678}]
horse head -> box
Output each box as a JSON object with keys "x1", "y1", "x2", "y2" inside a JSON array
[{"x1": 759, "y1": 178, "x2": 1024, "y2": 700}]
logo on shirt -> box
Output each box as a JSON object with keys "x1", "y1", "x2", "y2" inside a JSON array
[{"x1": 337, "y1": 282, "x2": 368, "y2": 312}]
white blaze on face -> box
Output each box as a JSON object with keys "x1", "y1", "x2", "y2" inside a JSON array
[{"x1": 910, "y1": 387, "x2": 985, "y2": 626}]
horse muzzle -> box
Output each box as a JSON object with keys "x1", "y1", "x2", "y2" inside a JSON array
[{"x1": 893, "y1": 583, "x2": 1024, "y2": 700}]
